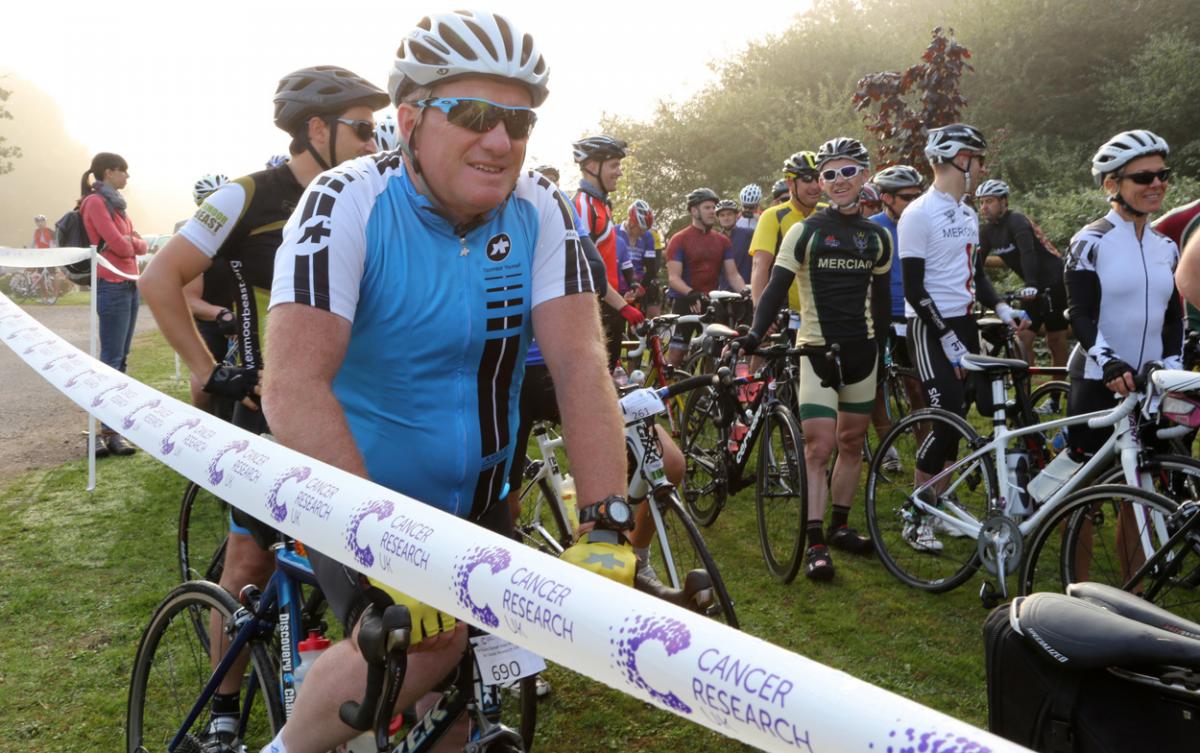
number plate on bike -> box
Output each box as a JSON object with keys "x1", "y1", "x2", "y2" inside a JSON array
[
  {"x1": 619, "y1": 388, "x2": 666, "y2": 423},
  {"x1": 471, "y1": 634, "x2": 546, "y2": 686}
]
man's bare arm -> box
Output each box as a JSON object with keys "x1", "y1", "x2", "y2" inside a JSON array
[
  {"x1": 750, "y1": 251, "x2": 775, "y2": 307},
  {"x1": 723, "y1": 258, "x2": 747, "y2": 291},
  {"x1": 138, "y1": 236, "x2": 218, "y2": 379}
]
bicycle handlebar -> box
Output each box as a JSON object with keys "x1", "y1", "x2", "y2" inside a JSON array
[
  {"x1": 338, "y1": 604, "x2": 412, "y2": 733},
  {"x1": 1087, "y1": 392, "x2": 1139, "y2": 429},
  {"x1": 656, "y1": 369, "x2": 732, "y2": 400}
]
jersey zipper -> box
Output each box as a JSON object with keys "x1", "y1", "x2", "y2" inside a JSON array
[
  {"x1": 454, "y1": 232, "x2": 471, "y2": 515},
  {"x1": 1137, "y1": 228, "x2": 1149, "y2": 368}
]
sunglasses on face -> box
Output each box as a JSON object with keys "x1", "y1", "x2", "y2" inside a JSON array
[
  {"x1": 1120, "y1": 168, "x2": 1173, "y2": 185},
  {"x1": 416, "y1": 97, "x2": 538, "y2": 140},
  {"x1": 792, "y1": 174, "x2": 819, "y2": 184},
  {"x1": 895, "y1": 191, "x2": 922, "y2": 202},
  {"x1": 820, "y1": 165, "x2": 865, "y2": 182},
  {"x1": 335, "y1": 118, "x2": 377, "y2": 142}
]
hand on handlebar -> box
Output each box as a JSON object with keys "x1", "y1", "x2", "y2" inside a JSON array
[
  {"x1": 203, "y1": 364, "x2": 262, "y2": 409},
  {"x1": 619, "y1": 304, "x2": 645, "y2": 326},
  {"x1": 728, "y1": 331, "x2": 761, "y2": 360},
  {"x1": 1102, "y1": 358, "x2": 1136, "y2": 396}
]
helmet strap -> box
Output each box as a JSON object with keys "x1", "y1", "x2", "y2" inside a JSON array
[
  {"x1": 1110, "y1": 190, "x2": 1148, "y2": 219},
  {"x1": 299, "y1": 118, "x2": 332, "y2": 172}
]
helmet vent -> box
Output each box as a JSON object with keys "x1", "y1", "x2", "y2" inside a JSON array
[{"x1": 437, "y1": 23, "x2": 477, "y2": 61}]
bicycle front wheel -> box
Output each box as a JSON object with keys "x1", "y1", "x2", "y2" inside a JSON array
[
  {"x1": 679, "y1": 384, "x2": 728, "y2": 526},
  {"x1": 513, "y1": 473, "x2": 572, "y2": 556},
  {"x1": 866, "y1": 408, "x2": 996, "y2": 592},
  {"x1": 755, "y1": 404, "x2": 806, "y2": 583},
  {"x1": 649, "y1": 492, "x2": 739, "y2": 628},
  {"x1": 179, "y1": 481, "x2": 229, "y2": 583},
  {"x1": 127, "y1": 580, "x2": 284, "y2": 753},
  {"x1": 1019, "y1": 484, "x2": 1182, "y2": 604}
]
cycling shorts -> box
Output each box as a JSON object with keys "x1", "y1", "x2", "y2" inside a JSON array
[
  {"x1": 797, "y1": 339, "x2": 878, "y2": 420},
  {"x1": 601, "y1": 304, "x2": 626, "y2": 369},
  {"x1": 309, "y1": 499, "x2": 514, "y2": 634},
  {"x1": 669, "y1": 296, "x2": 702, "y2": 348},
  {"x1": 506, "y1": 363, "x2": 561, "y2": 495},
  {"x1": 642, "y1": 279, "x2": 663, "y2": 307},
  {"x1": 1025, "y1": 284, "x2": 1068, "y2": 333}
]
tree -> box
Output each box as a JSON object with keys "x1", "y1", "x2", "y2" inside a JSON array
[
  {"x1": 0, "y1": 84, "x2": 22, "y2": 176},
  {"x1": 851, "y1": 26, "x2": 974, "y2": 171}
]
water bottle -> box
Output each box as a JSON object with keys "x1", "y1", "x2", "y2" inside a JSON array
[
  {"x1": 735, "y1": 359, "x2": 752, "y2": 403},
  {"x1": 560, "y1": 474, "x2": 579, "y2": 532},
  {"x1": 294, "y1": 630, "x2": 331, "y2": 695},
  {"x1": 1027, "y1": 451, "x2": 1083, "y2": 503},
  {"x1": 1051, "y1": 429, "x2": 1067, "y2": 453},
  {"x1": 612, "y1": 365, "x2": 629, "y2": 387},
  {"x1": 630, "y1": 369, "x2": 646, "y2": 386}
]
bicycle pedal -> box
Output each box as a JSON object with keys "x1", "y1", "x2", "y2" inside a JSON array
[{"x1": 979, "y1": 580, "x2": 1003, "y2": 609}]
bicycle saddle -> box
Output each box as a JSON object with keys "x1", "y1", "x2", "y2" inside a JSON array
[
  {"x1": 1067, "y1": 582, "x2": 1200, "y2": 640},
  {"x1": 976, "y1": 316, "x2": 1005, "y2": 329},
  {"x1": 960, "y1": 353, "x2": 1029, "y2": 374},
  {"x1": 1152, "y1": 369, "x2": 1200, "y2": 394},
  {"x1": 703, "y1": 323, "x2": 738, "y2": 340},
  {"x1": 1012, "y1": 592, "x2": 1200, "y2": 671},
  {"x1": 707, "y1": 290, "x2": 744, "y2": 301}
]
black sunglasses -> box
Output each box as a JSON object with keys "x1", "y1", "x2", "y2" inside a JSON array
[
  {"x1": 335, "y1": 118, "x2": 377, "y2": 142},
  {"x1": 416, "y1": 97, "x2": 538, "y2": 140},
  {"x1": 1120, "y1": 168, "x2": 1173, "y2": 185},
  {"x1": 895, "y1": 191, "x2": 923, "y2": 202}
]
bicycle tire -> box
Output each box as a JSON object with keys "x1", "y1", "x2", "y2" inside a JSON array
[
  {"x1": 865, "y1": 408, "x2": 996, "y2": 592},
  {"x1": 755, "y1": 404, "x2": 806, "y2": 583},
  {"x1": 1018, "y1": 484, "x2": 1182, "y2": 606},
  {"x1": 679, "y1": 384, "x2": 727, "y2": 526},
  {"x1": 649, "y1": 491, "x2": 739, "y2": 628},
  {"x1": 516, "y1": 676, "x2": 538, "y2": 751},
  {"x1": 513, "y1": 473, "x2": 573, "y2": 556},
  {"x1": 126, "y1": 580, "x2": 284, "y2": 753},
  {"x1": 178, "y1": 481, "x2": 229, "y2": 584},
  {"x1": 883, "y1": 366, "x2": 916, "y2": 424},
  {"x1": 1027, "y1": 380, "x2": 1070, "y2": 457},
  {"x1": 1097, "y1": 454, "x2": 1200, "y2": 507}
]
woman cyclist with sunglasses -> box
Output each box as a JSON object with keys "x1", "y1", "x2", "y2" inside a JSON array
[{"x1": 1062, "y1": 130, "x2": 1184, "y2": 463}]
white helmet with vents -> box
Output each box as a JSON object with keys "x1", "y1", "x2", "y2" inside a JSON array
[{"x1": 1091, "y1": 129, "x2": 1169, "y2": 186}]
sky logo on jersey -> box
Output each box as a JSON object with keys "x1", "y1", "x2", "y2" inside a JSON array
[
  {"x1": 611, "y1": 614, "x2": 692, "y2": 714},
  {"x1": 453, "y1": 545, "x2": 512, "y2": 628},
  {"x1": 486, "y1": 233, "x2": 513, "y2": 262},
  {"x1": 344, "y1": 499, "x2": 395, "y2": 568}
]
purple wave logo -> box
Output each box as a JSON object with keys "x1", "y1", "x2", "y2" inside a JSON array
[
  {"x1": 66, "y1": 368, "x2": 96, "y2": 387},
  {"x1": 161, "y1": 418, "x2": 201, "y2": 454},
  {"x1": 452, "y1": 546, "x2": 512, "y2": 628},
  {"x1": 872, "y1": 726, "x2": 992, "y2": 753},
  {"x1": 0, "y1": 312, "x2": 23, "y2": 322},
  {"x1": 5, "y1": 325, "x2": 35, "y2": 340},
  {"x1": 22, "y1": 339, "x2": 54, "y2": 355},
  {"x1": 265, "y1": 466, "x2": 312, "y2": 522},
  {"x1": 611, "y1": 615, "x2": 693, "y2": 714},
  {"x1": 41, "y1": 353, "x2": 78, "y2": 371},
  {"x1": 91, "y1": 382, "x2": 129, "y2": 406},
  {"x1": 207, "y1": 439, "x2": 249, "y2": 485},
  {"x1": 344, "y1": 499, "x2": 395, "y2": 567},
  {"x1": 121, "y1": 398, "x2": 161, "y2": 430}
]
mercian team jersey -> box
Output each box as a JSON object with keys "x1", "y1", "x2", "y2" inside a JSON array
[
  {"x1": 179, "y1": 164, "x2": 304, "y2": 368},
  {"x1": 749, "y1": 199, "x2": 820, "y2": 311},
  {"x1": 774, "y1": 207, "x2": 893, "y2": 346},
  {"x1": 897, "y1": 188, "x2": 979, "y2": 320},
  {"x1": 269, "y1": 153, "x2": 594, "y2": 519}
]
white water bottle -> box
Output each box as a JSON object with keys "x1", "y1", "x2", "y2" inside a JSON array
[
  {"x1": 294, "y1": 630, "x2": 330, "y2": 695},
  {"x1": 1027, "y1": 451, "x2": 1082, "y2": 503},
  {"x1": 612, "y1": 365, "x2": 629, "y2": 387}
]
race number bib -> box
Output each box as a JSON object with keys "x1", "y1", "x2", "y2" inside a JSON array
[
  {"x1": 471, "y1": 634, "x2": 547, "y2": 687},
  {"x1": 619, "y1": 388, "x2": 666, "y2": 424}
]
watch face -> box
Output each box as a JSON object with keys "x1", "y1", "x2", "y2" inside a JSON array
[{"x1": 608, "y1": 500, "x2": 631, "y2": 525}]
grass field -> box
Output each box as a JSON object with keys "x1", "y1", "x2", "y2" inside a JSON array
[{"x1": 0, "y1": 324, "x2": 1001, "y2": 753}]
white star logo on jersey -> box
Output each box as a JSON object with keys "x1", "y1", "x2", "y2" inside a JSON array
[{"x1": 486, "y1": 233, "x2": 512, "y2": 262}]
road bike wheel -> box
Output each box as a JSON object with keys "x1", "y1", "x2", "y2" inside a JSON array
[
  {"x1": 883, "y1": 367, "x2": 915, "y2": 424},
  {"x1": 511, "y1": 676, "x2": 538, "y2": 751},
  {"x1": 179, "y1": 481, "x2": 229, "y2": 584},
  {"x1": 512, "y1": 472, "x2": 572, "y2": 556},
  {"x1": 1019, "y1": 485, "x2": 1182, "y2": 608},
  {"x1": 679, "y1": 384, "x2": 727, "y2": 526},
  {"x1": 648, "y1": 492, "x2": 739, "y2": 628},
  {"x1": 126, "y1": 580, "x2": 284, "y2": 753},
  {"x1": 755, "y1": 404, "x2": 806, "y2": 583},
  {"x1": 1097, "y1": 454, "x2": 1200, "y2": 506},
  {"x1": 1027, "y1": 380, "x2": 1069, "y2": 454},
  {"x1": 865, "y1": 408, "x2": 997, "y2": 592}
]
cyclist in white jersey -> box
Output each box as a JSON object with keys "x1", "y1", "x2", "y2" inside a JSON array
[
  {"x1": 1064, "y1": 129, "x2": 1183, "y2": 457},
  {"x1": 898, "y1": 123, "x2": 1029, "y2": 551},
  {"x1": 259, "y1": 12, "x2": 631, "y2": 753}
]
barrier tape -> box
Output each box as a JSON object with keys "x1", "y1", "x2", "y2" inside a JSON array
[
  {"x1": 1, "y1": 243, "x2": 167, "y2": 281},
  {"x1": 0, "y1": 291, "x2": 1029, "y2": 753}
]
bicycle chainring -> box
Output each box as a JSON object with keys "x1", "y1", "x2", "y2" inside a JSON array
[{"x1": 977, "y1": 514, "x2": 1023, "y2": 578}]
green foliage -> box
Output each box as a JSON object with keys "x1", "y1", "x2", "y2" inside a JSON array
[{"x1": 0, "y1": 84, "x2": 23, "y2": 176}]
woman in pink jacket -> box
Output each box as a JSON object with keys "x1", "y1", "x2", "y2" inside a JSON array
[{"x1": 80, "y1": 151, "x2": 147, "y2": 456}]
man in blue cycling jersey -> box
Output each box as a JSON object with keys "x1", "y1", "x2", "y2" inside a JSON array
[{"x1": 260, "y1": 12, "x2": 632, "y2": 753}]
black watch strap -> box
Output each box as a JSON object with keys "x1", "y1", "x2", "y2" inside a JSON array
[{"x1": 577, "y1": 495, "x2": 633, "y2": 531}]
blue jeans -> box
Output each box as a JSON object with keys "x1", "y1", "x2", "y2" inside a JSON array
[{"x1": 97, "y1": 279, "x2": 139, "y2": 430}]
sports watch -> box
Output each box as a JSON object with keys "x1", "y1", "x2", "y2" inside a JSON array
[{"x1": 577, "y1": 495, "x2": 634, "y2": 532}]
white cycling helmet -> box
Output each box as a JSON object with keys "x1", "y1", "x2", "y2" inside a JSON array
[
  {"x1": 872, "y1": 165, "x2": 923, "y2": 193},
  {"x1": 975, "y1": 179, "x2": 1010, "y2": 198},
  {"x1": 34, "y1": 214, "x2": 47, "y2": 222},
  {"x1": 924, "y1": 123, "x2": 987, "y2": 164},
  {"x1": 389, "y1": 10, "x2": 550, "y2": 107},
  {"x1": 266, "y1": 154, "x2": 289, "y2": 169},
  {"x1": 375, "y1": 113, "x2": 399, "y2": 151},
  {"x1": 739, "y1": 184, "x2": 762, "y2": 206},
  {"x1": 1091, "y1": 129, "x2": 1169, "y2": 186},
  {"x1": 193, "y1": 174, "x2": 229, "y2": 205}
]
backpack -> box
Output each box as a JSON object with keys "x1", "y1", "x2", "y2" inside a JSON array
[{"x1": 55, "y1": 196, "x2": 110, "y2": 286}]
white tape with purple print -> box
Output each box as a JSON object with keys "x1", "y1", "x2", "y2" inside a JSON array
[{"x1": 0, "y1": 291, "x2": 1031, "y2": 753}]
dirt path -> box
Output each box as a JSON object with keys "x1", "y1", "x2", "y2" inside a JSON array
[{"x1": 0, "y1": 303, "x2": 160, "y2": 486}]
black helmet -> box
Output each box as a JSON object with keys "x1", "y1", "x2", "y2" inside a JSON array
[
  {"x1": 572, "y1": 135, "x2": 627, "y2": 164},
  {"x1": 686, "y1": 187, "x2": 720, "y2": 209},
  {"x1": 771, "y1": 179, "x2": 790, "y2": 200},
  {"x1": 816, "y1": 137, "x2": 870, "y2": 169},
  {"x1": 872, "y1": 165, "x2": 924, "y2": 193},
  {"x1": 782, "y1": 151, "x2": 819, "y2": 178},
  {"x1": 273, "y1": 66, "x2": 390, "y2": 135}
]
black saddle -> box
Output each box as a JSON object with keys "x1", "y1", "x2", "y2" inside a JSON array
[
  {"x1": 1013, "y1": 590, "x2": 1200, "y2": 671},
  {"x1": 961, "y1": 352, "x2": 1029, "y2": 375}
]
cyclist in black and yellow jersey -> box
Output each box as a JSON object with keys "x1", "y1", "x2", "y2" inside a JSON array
[
  {"x1": 735, "y1": 137, "x2": 892, "y2": 582},
  {"x1": 749, "y1": 150, "x2": 824, "y2": 309}
]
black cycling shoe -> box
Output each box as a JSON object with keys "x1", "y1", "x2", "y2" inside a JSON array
[
  {"x1": 103, "y1": 431, "x2": 137, "y2": 456},
  {"x1": 827, "y1": 525, "x2": 874, "y2": 556},
  {"x1": 804, "y1": 544, "x2": 835, "y2": 582}
]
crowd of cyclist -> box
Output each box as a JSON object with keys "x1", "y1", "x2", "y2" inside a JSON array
[{"x1": 77, "y1": 7, "x2": 1197, "y2": 752}]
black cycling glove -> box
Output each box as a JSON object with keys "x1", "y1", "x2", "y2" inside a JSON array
[
  {"x1": 1101, "y1": 358, "x2": 1135, "y2": 385},
  {"x1": 215, "y1": 308, "x2": 237, "y2": 337},
  {"x1": 204, "y1": 365, "x2": 259, "y2": 400},
  {"x1": 730, "y1": 331, "x2": 761, "y2": 357}
]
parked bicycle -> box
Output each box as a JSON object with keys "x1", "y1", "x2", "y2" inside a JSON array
[{"x1": 8, "y1": 266, "x2": 61, "y2": 304}]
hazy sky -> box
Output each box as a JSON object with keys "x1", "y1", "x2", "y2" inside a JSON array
[{"x1": 3, "y1": 0, "x2": 801, "y2": 235}]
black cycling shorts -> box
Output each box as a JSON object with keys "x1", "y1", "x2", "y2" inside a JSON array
[
  {"x1": 1025, "y1": 284, "x2": 1068, "y2": 333},
  {"x1": 669, "y1": 296, "x2": 702, "y2": 346},
  {"x1": 601, "y1": 304, "x2": 626, "y2": 369},
  {"x1": 506, "y1": 363, "x2": 561, "y2": 495},
  {"x1": 308, "y1": 499, "x2": 514, "y2": 634}
]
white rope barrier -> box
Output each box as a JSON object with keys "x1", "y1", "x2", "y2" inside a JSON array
[{"x1": 0, "y1": 290, "x2": 1029, "y2": 753}]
